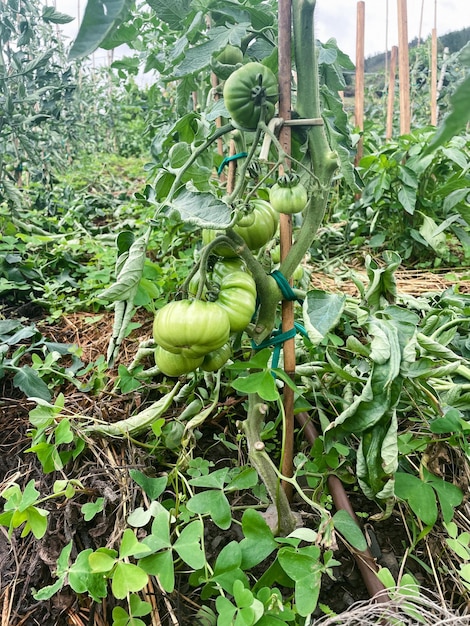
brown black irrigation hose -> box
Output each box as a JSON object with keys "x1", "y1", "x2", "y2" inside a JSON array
[{"x1": 295, "y1": 412, "x2": 390, "y2": 604}]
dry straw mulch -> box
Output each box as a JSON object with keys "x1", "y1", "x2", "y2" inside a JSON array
[{"x1": 309, "y1": 265, "x2": 470, "y2": 297}]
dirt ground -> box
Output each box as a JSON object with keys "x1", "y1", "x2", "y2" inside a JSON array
[{"x1": 2, "y1": 269, "x2": 470, "y2": 625}]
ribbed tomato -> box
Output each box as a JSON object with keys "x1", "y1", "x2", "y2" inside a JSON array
[
  {"x1": 223, "y1": 62, "x2": 278, "y2": 130},
  {"x1": 153, "y1": 300, "x2": 230, "y2": 358}
]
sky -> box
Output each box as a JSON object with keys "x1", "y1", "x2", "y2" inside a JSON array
[
  {"x1": 315, "y1": 0, "x2": 469, "y2": 62},
  {"x1": 54, "y1": 0, "x2": 469, "y2": 66}
]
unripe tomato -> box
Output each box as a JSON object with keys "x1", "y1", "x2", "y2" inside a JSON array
[
  {"x1": 189, "y1": 259, "x2": 248, "y2": 299},
  {"x1": 215, "y1": 271, "x2": 257, "y2": 332},
  {"x1": 153, "y1": 300, "x2": 230, "y2": 358},
  {"x1": 211, "y1": 258, "x2": 247, "y2": 283},
  {"x1": 233, "y1": 199, "x2": 279, "y2": 250},
  {"x1": 201, "y1": 342, "x2": 232, "y2": 372},
  {"x1": 202, "y1": 199, "x2": 279, "y2": 257},
  {"x1": 155, "y1": 346, "x2": 203, "y2": 377},
  {"x1": 216, "y1": 45, "x2": 243, "y2": 65},
  {"x1": 269, "y1": 173, "x2": 308, "y2": 214},
  {"x1": 293, "y1": 264, "x2": 304, "y2": 282},
  {"x1": 223, "y1": 62, "x2": 278, "y2": 130}
]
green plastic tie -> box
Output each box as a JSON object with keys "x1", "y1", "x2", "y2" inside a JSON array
[
  {"x1": 217, "y1": 152, "x2": 248, "y2": 175},
  {"x1": 270, "y1": 269, "x2": 303, "y2": 304}
]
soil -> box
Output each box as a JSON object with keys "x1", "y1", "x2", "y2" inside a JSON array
[{"x1": 1, "y1": 296, "x2": 469, "y2": 625}]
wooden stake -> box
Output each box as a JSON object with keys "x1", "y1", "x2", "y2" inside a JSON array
[
  {"x1": 386, "y1": 46, "x2": 398, "y2": 140},
  {"x1": 397, "y1": 0, "x2": 411, "y2": 135},
  {"x1": 430, "y1": 27, "x2": 438, "y2": 125},
  {"x1": 278, "y1": 0, "x2": 294, "y2": 501},
  {"x1": 354, "y1": 1, "x2": 365, "y2": 164}
]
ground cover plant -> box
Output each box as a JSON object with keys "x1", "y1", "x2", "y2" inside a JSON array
[{"x1": 1, "y1": 0, "x2": 470, "y2": 625}]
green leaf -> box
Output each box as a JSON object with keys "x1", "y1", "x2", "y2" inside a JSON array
[
  {"x1": 129, "y1": 470, "x2": 167, "y2": 500},
  {"x1": 68, "y1": 0, "x2": 130, "y2": 61},
  {"x1": 25, "y1": 506, "x2": 48, "y2": 539},
  {"x1": 163, "y1": 188, "x2": 232, "y2": 229},
  {"x1": 173, "y1": 520, "x2": 205, "y2": 569},
  {"x1": 138, "y1": 550, "x2": 175, "y2": 592},
  {"x1": 142, "y1": 506, "x2": 171, "y2": 552},
  {"x1": 425, "y1": 473, "x2": 463, "y2": 524},
  {"x1": 430, "y1": 409, "x2": 463, "y2": 434},
  {"x1": 231, "y1": 371, "x2": 279, "y2": 401},
  {"x1": 13, "y1": 366, "x2": 51, "y2": 401},
  {"x1": 189, "y1": 468, "x2": 230, "y2": 490},
  {"x1": 173, "y1": 24, "x2": 248, "y2": 78},
  {"x1": 54, "y1": 418, "x2": 74, "y2": 445},
  {"x1": 18, "y1": 479, "x2": 40, "y2": 511},
  {"x1": 303, "y1": 290, "x2": 345, "y2": 346},
  {"x1": 42, "y1": 6, "x2": 74, "y2": 24},
  {"x1": 99, "y1": 234, "x2": 147, "y2": 302},
  {"x1": 33, "y1": 541, "x2": 73, "y2": 599},
  {"x1": 395, "y1": 473, "x2": 438, "y2": 526},
  {"x1": 240, "y1": 509, "x2": 277, "y2": 570},
  {"x1": 119, "y1": 528, "x2": 152, "y2": 559},
  {"x1": 277, "y1": 546, "x2": 322, "y2": 616},
  {"x1": 68, "y1": 549, "x2": 108, "y2": 602},
  {"x1": 425, "y1": 73, "x2": 470, "y2": 152},
  {"x1": 227, "y1": 467, "x2": 259, "y2": 492},
  {"x1": 89, "y1": 551, "x2": 117, "y2": 573},
  {"x1": 332, "y1": 510, "x2": 367, "y2": 551},
  {"x1": 146, "y1": 0, "x2": 192, "y2": 29},
  {"x1": 32, "y1": 575, "x2": 66, "y2": 601},
  {"x1": 81, "y1": 498, "x2": 105, "y2": 522},
  {"x1": 112, "y1": 562, "x2": 149, "y2": 600},
  {"x1": 187, "y1": 489, "x2": 232, "y2": 530},
  {"x1": 129, "y1": 594, "x2": 153, "y2": 617}
]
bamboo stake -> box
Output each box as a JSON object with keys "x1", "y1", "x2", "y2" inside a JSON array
[
  {"x1": 386, "y1": 46, "x2": 398, "y2": 140},
  {"x1": 354, "y1": 1, "x2": 365, "y2": 164},
  {"x1": 278, "y1": 0, "x2": 294, "y2": 501},
  {"x1": 430, "y1": 1, "x2": 438, "y2": 125},
  {"x1": 397, "y1": 0, "x2": 411, "y2": 135},
  {"x1": 430, "y1": 28, "x2": 438, "y2": 125}
]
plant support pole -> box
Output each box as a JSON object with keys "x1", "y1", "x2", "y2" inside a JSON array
[
  {"x1": 397, "y1": 0, "x2": 411, "y2": 134},
  {"x1": 278, "y1": 0, "x2": 295, "y2": 500},
  {"x1": 355, "y1": 1, "x2": 365, "y2": 164},
  {"x1": 386, "y1": 46, "x2": 398, "y2": 140}
]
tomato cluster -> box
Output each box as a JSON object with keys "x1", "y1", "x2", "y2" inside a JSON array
[{"x1": 153, "y1": 260, "x2": 257, "y2": 377}]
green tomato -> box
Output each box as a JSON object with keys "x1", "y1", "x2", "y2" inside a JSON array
[
  {"x1": 202, "y1": 229, "x2": 238, "y2": 258},
  {"x1": 202, "y1": 199, "x2": 278, "y2": 257},
  {"x1": 270, "y1": 244, "x2": 281, "y2": 263},
  {"x1": 233, "y1": 199, "x2": 279, "y2": 251},
  {"x1": 153, "y1": 300, "x2": 230, "y2": 358},
  {"x1": 223, "y1": 62, "x2": 278, "y2": 130},
  {"x1": 269, "y1": 174, "x2": 308, "y2": 214},
  {"x1": 293, "y1": 264, "x2": 304, "y2": 282},
  {"x1": 201, "y1": 342, "x2": 232, "y2": 372},
  {"x1": 188, "y1": 259, "x2": 248, "y2": 298},
  {"x1": 215, "y1": 271, "x2": 257, "y2": 332},
  {"x1": 155, "y1": 346, "x2": 203, "y2": 377},
  {"x1": 216, "y1": 45, "x2": 243, "y2": 66},
  {"x1": 211, "y1": 258, "x2": 247, "y2": 283}
]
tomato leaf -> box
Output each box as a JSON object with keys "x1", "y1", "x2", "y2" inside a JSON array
[
  {"x1": 163, "y1": 188, "x2": 232, "y2": 229},
  {"x1": 303, "y1": 290, "x2": 345, "y2": 346},
  {"x1": 68, "y1": 0, "x2": 130, "y2": 61}
]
